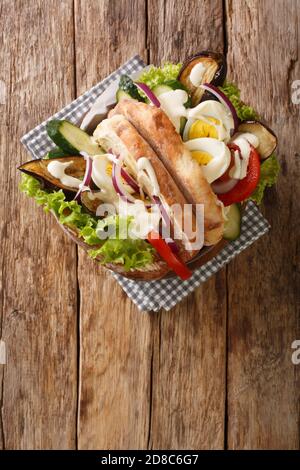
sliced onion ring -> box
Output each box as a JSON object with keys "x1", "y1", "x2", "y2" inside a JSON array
[
  {"x1": 135, "y1": 82, "x2": 161, "y2": 107},
  {"x1": 152, "y1": 196, "x2": 179, "y2": 253},
  {"x1": 200, "y1": 83, "x2": 239, "y2": 135},
  {"x1": 120, "y1": 167, "x2": 140, "y2": 192},
  {"x1": 107, "y1": 148, "x2": 140, "y2": 192},
  {"x1": 112, "y1": 159, "x2": 137, "y2": 204},
  {"x1": 165, "y1": 238, "x2": 179, "y2": 254},
  {"x1": 74, "y1": 155, "x2": 93, "y2": 201},
  {"x1": 152, "y1": 195, "x2": 170, "y2": 226},
  {"x1": 212, "y1": 178, "x2": 238, "y2": 194}
]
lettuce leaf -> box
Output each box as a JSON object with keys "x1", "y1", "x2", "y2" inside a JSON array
[
  {"x1": 96, "y1": 214, "x2": 132, "y2": 240},
  {"x1": 89, "y1": 214, "x2": 155, "y2": 271},
  {"x1": 138, "y1": 62, "x2": 182, "y2": 89},
  {"x1": 249, "y1": 154, "x2": 280, "y2": 205},
  {"x1": 19, "y1": 174, "x2": 154, "y2": 270},
  {"x1": 89, "y1": 238, "x2": 154, "y2": 271},
  {"x1": 79, "y1": 225, "x2": 102, "y2": 245},
  {"x1": 19, "y1": 173, "x2": 97, "y2": 231},
  {"x1": 219, "y1": 82, "x2": 258, "y2": 121}
]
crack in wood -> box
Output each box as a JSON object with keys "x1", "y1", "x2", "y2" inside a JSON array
[
  {"x1": 147, "y1": 340, "x2": 154, "y2": 450},
  {"x1": 222, "y1": 0, "x2": 229, "y2": 451},
  {"x1": 72, "y1": 0, "x2": 80, "y2": 452},
  {"x1": 0, "y1": 365, "x2": 5, "y2": 450}
]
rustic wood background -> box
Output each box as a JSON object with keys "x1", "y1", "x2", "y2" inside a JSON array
[{"x1": 0, "y1": 0, "x2": 299, "y2": 450}]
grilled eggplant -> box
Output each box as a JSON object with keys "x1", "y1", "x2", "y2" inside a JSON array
[
  {"x1": 178, "y1": 51, "x2": 226, "y2": 106},
  {"x1": 238, "y1": 121, "x2": 277, "y2": 159},
  {"x1": 18, "y1": 156, "x2": 86, "y2": 194},
  {"x1": 80, "y1": 191, "x2": 103, "y2": 214}
]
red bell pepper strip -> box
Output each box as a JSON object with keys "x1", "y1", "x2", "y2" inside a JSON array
[
  {"x1": 217, "y1": 146, "x2": 261, "y2": 206},
  {"x1": 147, "y1": 231, "x2": 192, "y2": 280}
]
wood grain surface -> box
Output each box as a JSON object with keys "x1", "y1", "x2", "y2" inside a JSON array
[
  {"x1": 0, "y1": 0, "x2": 78, "y2": 449},
  {"x1": 226, "y1": 0, "x2": 300, "y2": 449},
  {"x1": 0, "y1": 0, "x2": 299, "y2": 450},
  {"x1": 147, "y1": 0, "x2": 227, "y2": 450}
]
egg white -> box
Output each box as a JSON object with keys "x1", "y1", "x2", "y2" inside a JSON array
[
  {"x1": 185, "y1": 137, "x2": 231, "y2": 183},
  {"x1": 188, "y1": 100, "x2": 234, "y2": 142}
]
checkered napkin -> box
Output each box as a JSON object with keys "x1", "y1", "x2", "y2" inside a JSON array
[{"x1": 21, "y1": 55, "x2": 270, "y2": 312}]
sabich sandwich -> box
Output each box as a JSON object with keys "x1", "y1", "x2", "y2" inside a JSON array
[{"x1": 19, "y1": 51, "x2": 280, "y2": 280}]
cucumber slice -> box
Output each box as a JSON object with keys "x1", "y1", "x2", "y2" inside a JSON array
[
  {"x1": 44, "y1": 147, "x2": 70, "y2": 159},
  {"x1": 118, "y1": 75, "x2": 144, "y2": 101},
  {"x1": 179, "y1": 117, "x2": 187, "y2": 136},
  {"x1": 152, "y1": 80, "x2": 191, "y2": 107},
  {"x1": 46, "y1": 120, "x2": 102, "y2": 156},
  {"x1": 116, "y1": 89, "x2": 137, "y2": 102},
  {"x1": 223, "y1": 204, "x2": 241, "y2": 241},
  {"x1": 152, "y1": 84, "x2": 174, "y2": 96}
]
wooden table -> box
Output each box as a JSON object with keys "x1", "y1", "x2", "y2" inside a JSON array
[{"x1": 0, "y1": 0, "x2": 299, "y2": 450}]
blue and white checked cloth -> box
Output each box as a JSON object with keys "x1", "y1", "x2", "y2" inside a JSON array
[{"x1": 21, "y1": 55, "x2": 270, "y2": 312}]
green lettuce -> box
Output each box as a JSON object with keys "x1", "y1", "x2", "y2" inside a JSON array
[
  {"x1": 249, "y1": 154, "x2": 280, "y2": 205},
  {"x1": 19, "y1": 174, "x2": 154, "y2": 270},
  {"x1": 89, "y1": 239, "x2": 154, "y2": 271},
  {"x1": 96, "y1": 214, "x2": 132, "y2": 240},
  {"x1": 139, "y1": 62, "x2": 182, "y2": 89},
  {"x1": 89, "y1": 215, "x2": 155, "y2": 271},
  {"x1": 79, "y1": 225, "x2": 102, "y2": 245},
  {"x1": 19, "y1": 173, "x2": 98, "y2": 234},
  {"x1": 220, "y1": 82, "x2": 258, "y2": 121}
]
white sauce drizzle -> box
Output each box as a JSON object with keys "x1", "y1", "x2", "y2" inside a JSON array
[
  {"x1": 158, "y1": 89, "x2": 188, "y2": 133},
  {"x1": 229, "y1": 132, "x2": 260, "y2": 179},
  {"x1": 137, "y1": 157, "x2": 160, "y2": 196},
  {"x1": 47, "y1": 161, "x2": 82, "y2": 188},
  {"x1": 190, "y1": 62, "x2": 206, "y2": 87}
]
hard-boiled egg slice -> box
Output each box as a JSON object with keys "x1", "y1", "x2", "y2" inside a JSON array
[
  {"x1": 189, "y1": 117, "x2": 220, "y2": 139},
  {"x1": 105, "y1": 162, "x2": 113, "y2": 176},
  {"x1": 190, "y1": 150, "x2": 213, "y2": 165},
  {"x1": 183, "y1": 116, "x2": 225, "y2": 142},
  {"x1": 188, "y1": 100, "x2": 234, "y2": 142},
  {"x1": 185, "y1": 138, "x2": 231, "y2": 183}
]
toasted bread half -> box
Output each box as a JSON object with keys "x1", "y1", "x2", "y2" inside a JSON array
[
  {"x1": 110, "y1": 100, "x2": 225, "y2": 246},
  {"x1": 94, "y1": 114, "x2": 202, "y2": 262}
]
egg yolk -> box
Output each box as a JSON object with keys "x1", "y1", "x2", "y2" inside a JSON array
[
  {"x1": 106, "y1": 163, "x2": 113, "y2": 176},
  {"x1": 189, "y1": 117, "x2": 220, "y2": 139},
  {"x1": 191, "y1": 150, "x2": 213, "y2": 165}
]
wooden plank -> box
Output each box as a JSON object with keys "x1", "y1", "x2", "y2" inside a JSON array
[
  {"x1": 148, "y1": 0, "x2": 224, "y2": 64},
  {"x1": 0, "y1": 0, "x2": 78, "y2": 449},
  {"x1": 147, "y1": 0, "x2": 227, "y2": 449},
  {"x1": 226, "y1": 0, "x2": 300, "y2": 449},
  {"x1": 74, "y1": 0, "x2": 152, "y2": 450}
]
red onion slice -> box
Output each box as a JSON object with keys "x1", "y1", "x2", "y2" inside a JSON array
[
  {"x1": 120, "y1": 168, "x2": 140, "y2": 192},
  {"x1": 212, "y1": 178, "x2": 238, "y2": 194},
  {"x1": 152, "y1": 195, "x2": 179, "y2": 253},
  {"x1": 135, "y1": 82, "x2": 161, "y2": 108},
  {"x1": 152, "y1": 195, "x2": 170, "y2": 226},
  {"x1": 112, "y1": 160, "x2": 137, "y2": 204},
  {"x1": 107, "y1": 148, "x2": 140, "y2": 192},
  {"x1": 74, "y1": 155, "x2": 93, "y2": 201},
  {"x1": 200, "y1": 83, "x2": 239, "y2": 135},
  {"x1": 165, "y1": 238, "x2": 179, "y2": 254}
]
